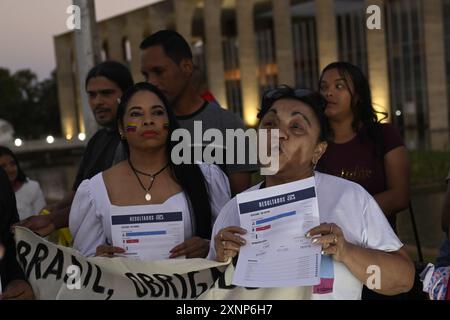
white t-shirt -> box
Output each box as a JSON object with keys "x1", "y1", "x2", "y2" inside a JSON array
[
  {"x1": 70, "y1": 163, "x2": 231, "y2": 257},
  {"x1": 15, "y1": 179, "x2": 46, "y2": 221},
  {"x1": 208, "y1": 172, "x2": 403, "y2": 300}
]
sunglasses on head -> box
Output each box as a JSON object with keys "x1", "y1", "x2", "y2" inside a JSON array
[{"x1": 262, "y1": 86, "x2": 315, "y2": 107}]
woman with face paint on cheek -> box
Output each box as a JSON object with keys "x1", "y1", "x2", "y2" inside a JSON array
[{"x1": 69, "y1": 82, "x2": 232, "y2": 260}]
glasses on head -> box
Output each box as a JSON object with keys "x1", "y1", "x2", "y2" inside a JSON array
[
  {"x1": 262, "y1": 86, "x2": 315, "y2": 107},
  {"x1": 258, "y1": 86, "x2": 326, "y2": 121}
]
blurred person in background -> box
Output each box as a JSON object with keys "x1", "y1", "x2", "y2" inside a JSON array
[
  {"x1": 0, "y1": 146, "x2": 45, "y2": 221},
  {"x1": 0, "y1": 167, "x2": 34, "y2": 299}
]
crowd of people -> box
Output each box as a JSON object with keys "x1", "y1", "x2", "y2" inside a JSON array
[{"x1": 0, "y1": 30, "x2": 448, "y2": 300}]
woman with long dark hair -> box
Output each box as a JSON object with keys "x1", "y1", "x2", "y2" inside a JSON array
[
  {"x1": 317, "y1": 62, "x2": 409, "y2": 229},
  {"x1": 69, "y1": 82, "x2": 231, "y2": 259},
  {"x1": 0, "y1": 146, "x2": 46, "y2": 220}
]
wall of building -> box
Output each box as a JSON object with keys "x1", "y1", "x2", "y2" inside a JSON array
[{"x1": 54, "y1": 0, "x2": 450, "y2": 149}]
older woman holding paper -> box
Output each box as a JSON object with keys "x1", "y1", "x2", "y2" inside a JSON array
[
  {"x1": 69, "y1": 82, "x2": 231, "y2": 259},
  {"x1": 208, "y1": 85, "x2": 414, "y2": 299}
]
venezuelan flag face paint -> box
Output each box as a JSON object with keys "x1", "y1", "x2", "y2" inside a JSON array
[{"x1": 126, "y1": 123, "x2": 138, "y2": 133}]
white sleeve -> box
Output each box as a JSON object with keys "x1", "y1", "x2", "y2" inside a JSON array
[
  {"x1": 69, "y1": 179, "x2": 106, "y2": 257},
  {"x1": 30, "y1": 181, "x2": 46, "y2": 214},
  {"x1": 362, "y1": 194, "x2": 403, "y2": 252},
  {"x1": 199, "y1": 163, "x2": 232, "y2": 223},
  {"x1": 206, "y1": 197, "x2": 240, "y2": 260}
]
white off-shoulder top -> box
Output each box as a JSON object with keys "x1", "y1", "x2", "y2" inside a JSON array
[{"x1": 69, "y1": 163, "x2": 231, "y2": 257}]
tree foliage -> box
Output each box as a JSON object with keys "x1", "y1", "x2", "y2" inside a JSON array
[{"x1": 0, "y1": 68, "x2": 61, "y2": 140}]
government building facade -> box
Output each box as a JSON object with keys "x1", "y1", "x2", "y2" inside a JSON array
[{"x1": 54, "y1": 0, "x2": 450, "y2": 150}]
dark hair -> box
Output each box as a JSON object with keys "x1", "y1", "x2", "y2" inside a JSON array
[
  {"x1": 0, "y1": 146, "x2": 27, "y2": 183},
  {"x1": 140, "y1": 30, "x2": 193, "y2": 65},
  {"x1": 85, "y1": 61, "x2": 134, "y2": 93},
  {"x1": 258, "y1": 85, "x2": 329, "y2": 142},
  {"x1": 117, "y1": 82, "x2": 213, "y2": 239},
  {"x1": 319, "y1": 62, "x2": 386, "y2": 157}
]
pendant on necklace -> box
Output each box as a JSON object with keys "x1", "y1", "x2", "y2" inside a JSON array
[{"x1": 145, "y1": 193, "x2": 152, "y2": 202}]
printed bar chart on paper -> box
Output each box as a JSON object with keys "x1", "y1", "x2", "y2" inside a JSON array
[
  {"x1": 233, "y1": 177, "x2": 321, "y2": 288},
  {"x1": 111, "y1": 206, "x2": 184, "y2": 261}
]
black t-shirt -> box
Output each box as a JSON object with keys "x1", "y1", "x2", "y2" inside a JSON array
[
  {"x1": 0, "y1": 167, "x2": 25, "y2": 288},
  {"x1": 176, "y1": 101, "x2": 259, "y2": 175},
  {"x1": 72, "y1": 127, "x2": 121, "y2": 191}
]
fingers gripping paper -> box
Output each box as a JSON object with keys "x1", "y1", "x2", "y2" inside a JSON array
[{"x1": 14, "y1": 227, "x2": 311, "y2": 300}]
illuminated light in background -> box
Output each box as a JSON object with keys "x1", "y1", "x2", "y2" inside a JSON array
[
  {"x1": 371, "y1": 90, "x2": 389, "y2": 123},
  {"x1": 14, "y1": 138, "x2": 23, "y2": 147},
  {"x1": 242, "y1": 84, "x2": 260, "y2": 128},
  {"x1": 194, "y1": 40, "x2": 203, "y2": 48},
  {"x1": 46, "y1": 136, "x2": 55, "y2": 144},
  {"x1": 66, "y1": 134, "x2": 73, "y2": 140},
  {"x1": 244, "y1": 107, "x2": 259, "y2": 127},
  {"x1": 78, "y1": 133, "x2": 86, "y2": 141},
  {"x1": 395, "y1": 110, "x2": 402, "y2": 117}
]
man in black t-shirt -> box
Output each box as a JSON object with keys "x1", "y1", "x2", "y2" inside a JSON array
[{"x1": 17, "y1": 61, "x2": 133, "y2": 237}]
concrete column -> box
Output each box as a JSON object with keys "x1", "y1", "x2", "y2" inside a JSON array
[
  {"x1": 365, "y1": 0, "x2": 391, "y2": 122},
  {"x1": 126, "y1": 10, "x2": 147, "y2": 82},
  {"x1": 174, "y1": 0, "x2": 198, "y2": 45},
  {"x1": 273, "y1": 0, "x2": 295, "y2": 87},
  {"x1": 148, "y1": 3, "x2": 170, "y2": 33},
  {"x1": 423, "y1": 0, "x2": 449, "y2": 150},
  {"x1": 236, "y1": 0, "x2": 259, "y2": 127},
  {"x1": 204, "y1": 0, "x2": 227, "y2": 108},
  {"x1": 54, "y1": 34, "x2": 78, "y2": 139},
  {"x1": 315, "y1": 0, "x2": 338, "y2": 72},
  {"x1": 106, "y1": 18, "x2": 125, "y2": 62}
]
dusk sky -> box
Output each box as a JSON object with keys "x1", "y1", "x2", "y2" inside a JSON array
[{"x1": 0, "y1": 0, "x2": 160, "y2": 80}]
